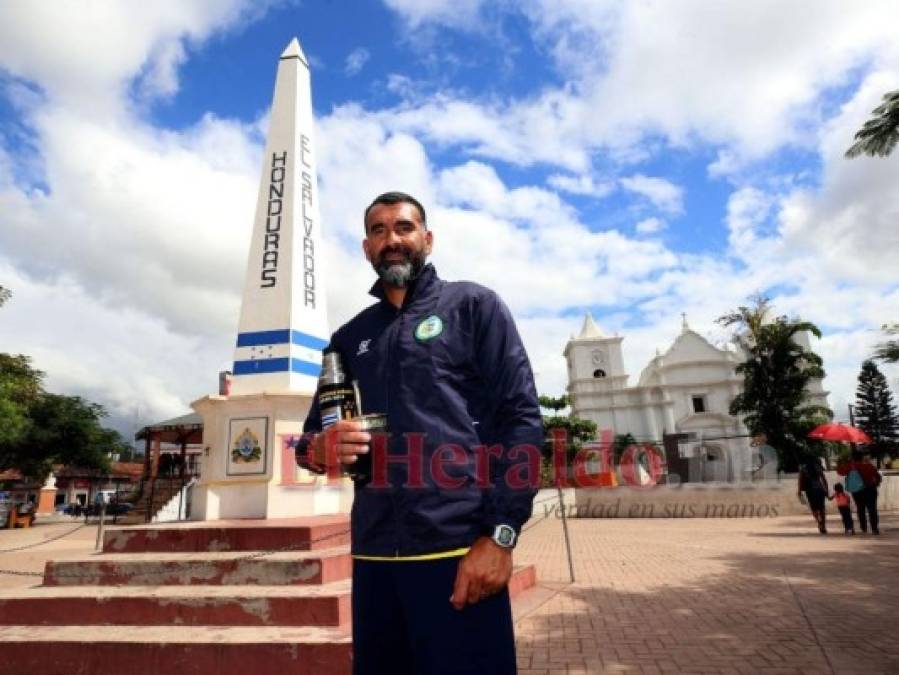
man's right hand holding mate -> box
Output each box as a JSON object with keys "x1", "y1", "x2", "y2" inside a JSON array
[{"x1": 309, "y1": 419, "x2": 370, "y2": 470}]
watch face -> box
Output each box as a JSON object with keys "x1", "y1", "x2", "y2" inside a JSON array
[
  {"x1": 591, "y1": 349, "x2": 604, "y2": 365},
  {"x1": 495, "y1": 525, "x2": 515, "y2": 547}
]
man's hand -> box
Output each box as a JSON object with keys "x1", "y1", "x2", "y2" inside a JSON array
[
  {"x1": 310, "y1": 419, "x2": 370, "y2": 468},
  {"x1": 450, "y1": 536, "x2": 513, "y2": 610}
]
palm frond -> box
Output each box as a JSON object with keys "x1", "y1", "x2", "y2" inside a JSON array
[{"x1": 845, "y1": 89, "x2": 899, "y2": 158}]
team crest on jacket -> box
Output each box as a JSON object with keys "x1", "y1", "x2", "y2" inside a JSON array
[{"x1": 414, "y1": 315, "x2": 443, "y2": 341}]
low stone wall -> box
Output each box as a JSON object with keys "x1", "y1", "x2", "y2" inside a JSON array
[{"x1": 569, "y1": 473, "x2": 899, "y2": 518}]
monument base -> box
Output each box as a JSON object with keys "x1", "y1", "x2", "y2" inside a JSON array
[{"x1": 190, "y1": 392, "x2": 353, "y2": 520}]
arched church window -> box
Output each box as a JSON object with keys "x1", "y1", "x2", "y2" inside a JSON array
[{"x1": 593, "y1": 369, "x2": 606, "y2": 378}]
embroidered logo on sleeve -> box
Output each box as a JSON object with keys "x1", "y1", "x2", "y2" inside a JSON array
[
  {"x1": 414, "y1": 315, "x2": 444, "y2": 341},
  {"x1": 356, "y1": 339, "x2": 372, "y2": 356}
]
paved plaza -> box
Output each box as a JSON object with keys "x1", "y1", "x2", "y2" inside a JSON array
[
  {"x1": 514, "y1": 502, "x2": 899, "y2": 675},
  {"x1": 2, "y1": 508, "x2": 898, "y2": 674}
]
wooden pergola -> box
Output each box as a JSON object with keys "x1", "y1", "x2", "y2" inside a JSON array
[{"x1": 135, "y1": 412, "x2": 204, "y2": 483}]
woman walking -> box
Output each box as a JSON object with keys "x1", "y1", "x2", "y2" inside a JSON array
[{"x1": 798, "y1": 458, "x2": 829, "y2": 534}]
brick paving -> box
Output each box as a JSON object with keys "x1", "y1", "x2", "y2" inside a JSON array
[
  {"x1": 513, "y1": 500, "x2": 899, "y2": 675},
  {"x1": 4, "y1": 509, "x2": 899, "y2": 674}
]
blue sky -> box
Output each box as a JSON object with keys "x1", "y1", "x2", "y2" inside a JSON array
[{"x1": 0, "y1": 0, "x2": 898, "y2": 436}]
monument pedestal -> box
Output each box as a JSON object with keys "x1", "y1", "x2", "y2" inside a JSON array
[{"x1": 190, "y1": 392, "x2": 353, "y2": 520}]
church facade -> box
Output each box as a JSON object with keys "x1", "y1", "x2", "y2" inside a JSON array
[{"x1": 564, "y1": 314, "x2": 829, "y2": 482}]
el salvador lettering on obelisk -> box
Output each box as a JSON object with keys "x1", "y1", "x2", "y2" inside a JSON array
[{"x1": 190, "y1": 38, "x2": 352, "y2": 521}]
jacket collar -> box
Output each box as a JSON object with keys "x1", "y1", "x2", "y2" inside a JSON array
[{"x1": 368, "y1": 263, "x2": 439, "y2": 310}]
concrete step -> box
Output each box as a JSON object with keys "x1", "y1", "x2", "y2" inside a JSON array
[
  {"x1": 44, "y1": 546, "x2": 352, "y2": 586},
  {"x1": 102, "y1": 515, "x2": 350, "y2": 553},
  {"x1": 0, "y1": 565, "x2": 538, "y2": 675},
  {"x1": 0, "y1": 625, "x2": 352, "y2": 675},
  {"x1": 0, "y1": 581, "x2": 351, "y2": 627}
]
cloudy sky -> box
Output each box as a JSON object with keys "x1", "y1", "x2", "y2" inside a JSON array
[{"x1": 1, "y1": 0, "x2": 897, "y2": 439}]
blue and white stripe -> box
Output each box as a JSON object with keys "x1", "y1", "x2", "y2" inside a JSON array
[{"x1": 233, "y1": 329, "x2": 327, "y2": 377}]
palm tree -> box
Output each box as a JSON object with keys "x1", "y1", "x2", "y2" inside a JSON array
[
  {"x1": 845, "y1": 89, "x2": 899, "y2": 158},
  {"x1": 718, "y1": 295, "x2": 832, "y2": 471}
]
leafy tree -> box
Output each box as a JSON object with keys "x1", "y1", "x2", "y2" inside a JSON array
[
  {"x1": 854, "y1": 360, "x2": 899, "y2": 467},
  {"x1": 718, "y1": 296, "x2": 832, "y2": 472},
  {"x1": 538, "y1": 393, "x2": 597, "y2": 485},
  {"x1": 845, "y1": 89, "x2": 899, "y2": 158},
  {"x1": 873, "y1": 323, "x2": 899, "y2": 363},
  {"x1": 0, "y1": 356, "x2": 122, "y2": 480},
  {"x1": 1, "y1": 294, "x2": 123, "y2": 479},
  {"x1": 7, "y1": 394, "x2": 114, "y2": 479},
  {"x1": 0, "y1": 286, "x2": 10, "y2": 307},
  {"x1": 538, "y1": 394, "x2": 568, "y2": 413},
  {"x1": 0, "y1": 354, "x2": 43, "y2": 450}
]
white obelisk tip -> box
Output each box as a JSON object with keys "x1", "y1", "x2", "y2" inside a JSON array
[{"x1": 280, "y1": 37, "x2": 308, "y2": 66}]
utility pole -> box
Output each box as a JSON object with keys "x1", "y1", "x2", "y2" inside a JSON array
[{"x1": 848, "y1": 403, "x2": 855, "y2": 426}]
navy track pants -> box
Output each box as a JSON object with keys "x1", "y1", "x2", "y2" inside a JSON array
[{"x1": 351, "y1": 556, "x2": 518, "y2": 675}]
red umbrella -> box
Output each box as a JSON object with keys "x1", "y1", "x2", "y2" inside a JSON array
[{"x1": 807, "y1": 423, "x2": 872, "y2": 444}]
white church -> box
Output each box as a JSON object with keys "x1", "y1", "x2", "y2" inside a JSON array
[{"x1": 564, "y1": 313, "x2": 829, "y2": 482}]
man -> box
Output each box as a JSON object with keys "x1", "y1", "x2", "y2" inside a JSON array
[
  {"x1": 837, "y1": 450, "x2": 882, "y2": 534},
  {"x1": 297, "y1": 192, "x2": 541, "y2": 674}
]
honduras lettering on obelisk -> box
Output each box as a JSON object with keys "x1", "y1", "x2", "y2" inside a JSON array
[{"x1": 231, "y1": 37, "x2": 329, "y2": 395}]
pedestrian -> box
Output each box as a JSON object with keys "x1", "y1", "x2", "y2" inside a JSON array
[
  {"x1": 297, "y1": 192, "x2": 542, "y2": 674},
  {"x1": 829, "y1": 483, "x2": 854, "y2": 535},
  {"x1": 837, "y1": 451, "x2": 882, "y2": 535},
  {"x1": 798, "y1": 457, "x2": 828, "y2": 534}
]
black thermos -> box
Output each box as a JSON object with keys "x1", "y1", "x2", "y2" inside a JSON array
[
  {"x1": 317, "y1": 348, "x2": 358, "y2": 428},
  {"x1": 318, "y1": 349, "x2": 376, "y2": 481}
]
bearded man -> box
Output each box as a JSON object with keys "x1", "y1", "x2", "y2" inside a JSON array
[{"x1": 297, "y1": 191, "x2": 541, "y2": 675}]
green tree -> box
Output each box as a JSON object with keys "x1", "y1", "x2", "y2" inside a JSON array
[
  {"x1": 718, "y1": 296, "x2": 832, "y2": 472},
  {"x1": 0, "y1": 354, "x2": 43, "y2": 450},
  {"x1": 845, "y1": 89, "x2": 899, "y2": 158},
  {"x1": 1, "y1": 290, "x2": 123, "y2": 479},
  {"x1": 6, "y1": 394, "x2": 114, "y2": 479},
  {"x1": 537, "y1": 394, "x2": 568, "y2": 413},
  {"x1": 873, "y1": 323, "x2": 899, "y2": 363},
  {"x1": 854, "y1": 360, "x2": 899, "y2": 467},
  {"x1": 538, "y1": 393, "x2": 597, "y2": 485}
]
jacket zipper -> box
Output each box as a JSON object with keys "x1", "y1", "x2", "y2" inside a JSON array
[{"x1": 386, "y1": 304, "x2": 403, "y2": 557}]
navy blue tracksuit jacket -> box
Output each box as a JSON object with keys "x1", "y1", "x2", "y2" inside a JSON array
[{"x1": 298, "y1": 264, "x2": 542, "y2": 557}]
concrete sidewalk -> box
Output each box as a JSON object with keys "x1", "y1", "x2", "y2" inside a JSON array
[
  {"x1": 0, "y1": 519, "x2": 101, "y2": 589},
  {"x1": 513, "y1": 508, "x2": 899, "y2": 675}
]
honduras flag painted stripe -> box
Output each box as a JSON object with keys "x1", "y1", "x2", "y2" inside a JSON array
[
  {"x1": 233, "y1": 344, "x2": 322, "y2": 365},
  {"x1": 236, "y1": 329, "x2": 328, "y2": 351},
  {"x1": 233, "y1": 357, "x2": 321, "y2": 377}
]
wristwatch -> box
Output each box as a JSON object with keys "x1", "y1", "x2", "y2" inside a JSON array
[{"x1": 489, "y1": 524, "x2": 517, "y2": 549}]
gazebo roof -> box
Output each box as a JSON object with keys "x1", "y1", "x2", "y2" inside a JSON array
[{"x1": 136, "y1": 412, "x2": 204, "y2": 444}]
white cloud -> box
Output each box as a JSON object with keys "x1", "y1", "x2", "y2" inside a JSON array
[
  {"x1": 635, "y1": 217, "x2": 664, "y2": 234},
  {"x1": 620, "y1": 174, "x2": 684, "y2": 215},
  {"x1": 547, "y1": 173, "x2": 615, "y2": 198},
  {"x1": 382, "y1": 0, "x2": 486, "y2": 29},
  {"x1": 376, "y1": 1, "x2": 899, "y2": 173},
  {"x1": 0, "y1": 1, "x2": 270, "y2": 114},
  {"x1": 0, "y1": 262, "x2": 220, "y2": 431},
  {"x1": 344, "y1": 47, "x2": 370, "y2": 76},
  {"x1": 1, "y1": 0, "x2": 897, "y2": 434}
]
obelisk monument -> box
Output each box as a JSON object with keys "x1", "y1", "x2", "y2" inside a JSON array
[{"x1": 190, "y1": 38, "x2": 351, "y2": 520}]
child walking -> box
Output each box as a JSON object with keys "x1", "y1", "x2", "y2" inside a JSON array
[{"x1": 831, "y1": 483, "x2": 855, "y2": 535}]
